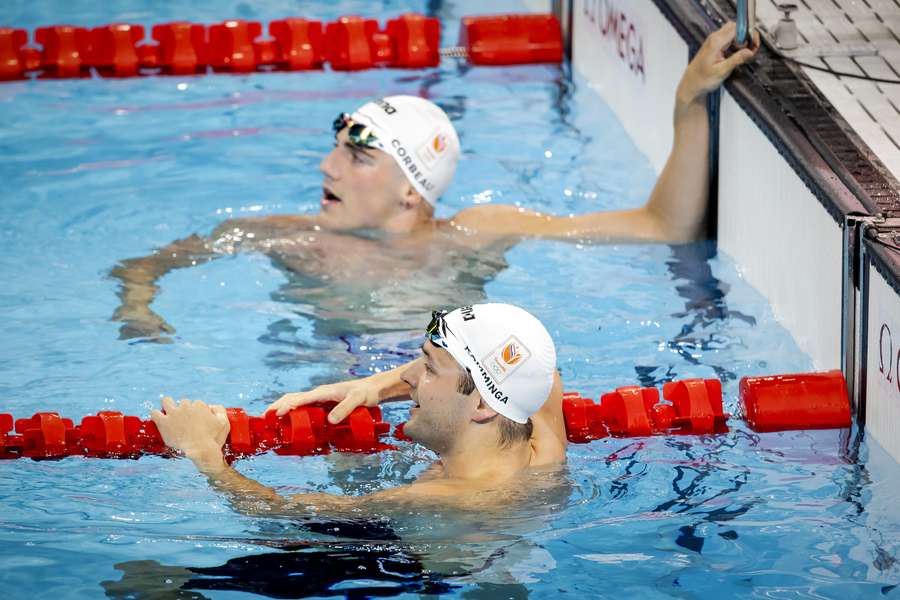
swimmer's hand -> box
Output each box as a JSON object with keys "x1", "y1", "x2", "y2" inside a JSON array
[
  {"x1": 676, "y1": 21, "x2": 759, "y2": 107},
  {"x1": 269, "y1": 380, "x2": 382, "y2": 425},
  {"x1": 150, "y1": 397, "x2": 230, "y2": 466},
  {"x1": 112, "y1": 305, "x2": 175, "y2": 342}
]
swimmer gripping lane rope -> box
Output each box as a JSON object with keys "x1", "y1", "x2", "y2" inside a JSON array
[
  {"x1": 0, "y1": 13, "x2": 562, "y2": 81},
  {"x1": 0, "y1": 371, "x2": 851, "y2": 461}
]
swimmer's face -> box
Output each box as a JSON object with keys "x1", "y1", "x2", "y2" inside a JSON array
[
  {"x1": 400, "y1": 340, "x2": 477, "y2": 454},
  {"x1": 317, "y1": 128, "x2": 414, "y2": 230}
]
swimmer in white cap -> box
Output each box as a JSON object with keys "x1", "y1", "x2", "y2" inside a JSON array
[
  {"x1": 110, "y1": 23, "x2": 757, "y2": 342},
  {"x1": 151, "y1": 304, "x2": 566, "y2": 510},
  {"x1": 316, "y1": 95, "x2": 461, "y2": 231}
]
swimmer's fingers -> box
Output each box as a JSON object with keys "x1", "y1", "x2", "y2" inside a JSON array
[
  {"x1": 209, "y1": 404, "x2": 227, "y2": 422},
  {"x1": 113, "y1": 306, "x2": 176, "y2": 340},
  {"x1": 161, "y1": 396, "x2": 177, "y2": 414},
  {"x1": 716, "y1": 32, "x2": 759, "y2": 76},
  {"x1": 268, "y1": 392, "x2": 315, "y2": 416},
  {"x1": 269, "y1": 386, "x2": 346, "y2": 416},
  {"x1": 209, "y1": 404, "x2": 231, "y2": 443},
  {"x1": 325, "y1": 390, "x2": 371, "y2": 425},
  {"x1": 708, "y1": 21, "x2": 737, "y2": 52}
]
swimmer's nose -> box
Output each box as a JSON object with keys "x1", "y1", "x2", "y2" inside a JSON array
[
  {"x1": 319, "y1": 146, "x2": 340, "y2": 181},
  {"x1": 400, "y1": 362, "x2": 420, "y2": 390}
]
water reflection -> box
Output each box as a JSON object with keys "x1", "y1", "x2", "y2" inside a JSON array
[{"x1": 102, "y1": 467, "x2": 571, "y2": 599}]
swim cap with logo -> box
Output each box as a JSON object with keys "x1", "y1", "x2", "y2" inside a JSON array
[
  {"x1": 351, "y1": 95, "x2": 460, "y2": 206},
  {"x1": 434, "y1": 303, "x2": 557, "y2": 424}
]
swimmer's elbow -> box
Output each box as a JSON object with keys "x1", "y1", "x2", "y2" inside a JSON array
[{"x1": 640, "y1": 204, "x2": 706, "y2": 243}]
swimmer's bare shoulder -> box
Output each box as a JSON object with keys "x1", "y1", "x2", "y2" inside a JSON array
[
  {"x1": 530, "y1": 371, "x2": 568, "y2": 466},
  {"x1": 211, "y1": 214, "x2": 320, "y2": 242},
  {"x1": 281, "y1": 477, "x2": 478, "y2": 513},
  {"x1": 438, "y1": 204, "x2": 596, "y2": 249},
  {"x1": 342, "y1": 467, "x2": 562, "y2": 511},
  {"x1": 433, "y1": 206, "x2": 527, "y2": 252},
  {"x1": 442, "y1": 204, "x2": 563, "y2": 239}
]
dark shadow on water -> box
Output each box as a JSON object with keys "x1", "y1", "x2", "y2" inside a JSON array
[
  {"x1": 634, "y1": 241, "x2": 757, "y2": 388},
  {"x1": 102, "y1": 516, "x2": 455, "y2": 599},
  {"x1": 102, "y1": 546, "x2": 458, "y2": 599},
  {"x1": 101, "y1": 510, "x2": 542, "y2": 599}
]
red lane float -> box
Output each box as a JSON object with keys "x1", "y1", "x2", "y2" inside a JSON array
[
  {"x1": 601, "y1": 386, "x2": 659, "y2": 437},
  {"x1": 0, "y1": 405, "x2": 392, "y2": 461},
  {"x1": 208, "y1": 19, "x2": 261, "y2": 73},
  {"x1": 458, "y1": 14, "x2": 563, "y2": 66},
  {"x1": 269, "y1": 18, "x2": 325, "y2": 70},
  {"x1": 34, "y1": 25, "x2": 91, "y2": 78},
  {"x1": 0, "y1": 372, "x2": 852, "y2": 460},
  {"x1": 150, "y1": 22, "x2": 207, "y2": 75},
  {"x1": 89, "y1": 24, "x2": 143, "y2": 77},
  {"x1": 386, "y1": 14, "x2": 440, "y2": 69},
  {"x1": 324, "y1": 16, "x2": 385, "y2": 71},
  {"x1": 563, "y1": 379, "x2": 730, "y2": 441},
  {"x1": 0, "y1": 12, "x2": 562, "y2": 81},
  {"x1": 740, "y1": 370, "x2": 851, "y2": 432},
  {"x1": 0, "y1": 28, "x2": 29, "y2": 80},
  {"x1": 662, "y1": 379, "x2": 728, "y2": 434},
  {"x1": 561, "y1": 392, "x2": 605, "y2": 443}
]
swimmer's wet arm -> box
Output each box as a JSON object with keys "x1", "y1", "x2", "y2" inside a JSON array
[
  {"x1": 192, "y1": 450, "x2": 297, "y2": 516},
  {"x1": 450, "y1": 204, "x2": 673, "y2": 243},
  {"x1": 450, "y1": 23, "x2": 757, "y2": 245},
  {"x1": 269, "y1": 359, "x2": 420, "y2": 423},
  {"x1": 150, "y1": 397, "x2": 317, "y2": 517},
  {"x1": 640, "y1": 23, "x2": 758, "y2": 243},
  {"x1": 194, "y1": 451, "x2": 444, "y2": 515}
]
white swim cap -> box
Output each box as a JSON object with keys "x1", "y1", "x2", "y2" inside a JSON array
[
  {"x1": 351, "y1": 95, "x2": 460, "y2": 205},
  {"x1": 432, "y1": 303, "x2": 557, "y2": 424}
]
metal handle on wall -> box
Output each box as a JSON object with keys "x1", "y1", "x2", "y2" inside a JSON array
[{"x1": 735, "y1": 0, "x2": 756, "y2": 48}]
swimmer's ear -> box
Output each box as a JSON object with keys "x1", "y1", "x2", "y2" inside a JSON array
[
  {"x1": 471, "y1": 397, "x2": 499, "y2": 424},
  {"x1": 400, "y1": 183, "x2": 427, "y2": 211}
]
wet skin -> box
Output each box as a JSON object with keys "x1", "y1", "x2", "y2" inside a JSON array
[{"x1": 109, "y1": 23, "x2": 759, "y2": 342}]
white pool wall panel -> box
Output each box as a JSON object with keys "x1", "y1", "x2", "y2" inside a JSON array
[
  {"x1": 864, "y1": 263, "x2": 900, "y2": 463},
  {"x1": 572, "y1": 0, "x2": 842, "y2": 369},
  {"x1": 717, "y1": 92, "x2": 843, "y2": 370},
  {"x1": 572, "y1": 0, "x2": 688, "y2": 174},
  {"x1": 571, "y1": 0, "x2": 900, "y2": 461}
]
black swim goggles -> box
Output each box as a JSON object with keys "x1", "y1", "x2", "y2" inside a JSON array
[
  {"x1": 425, "y1": 310, "x2": 451, "y2": 350},
  {"x1": 332, "y1": 112, "x2": 381, "y2": 149}
]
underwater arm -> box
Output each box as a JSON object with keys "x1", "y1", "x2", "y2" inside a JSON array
[
  {"x1": 150, "y1": 397, "x2": 437, "y2": 516},
  {"x1": 150, "y1": 397, "x2": 353, "y2": 516},
  {"x1": 109, "y1": 217, "x2": 269, "y2": 340},
  {"x1": 110, "y1": 233, "x2": 218, "y2": 340},
  {"x1": 150, "y1": 398, "x2": 284, "y2": 515}
]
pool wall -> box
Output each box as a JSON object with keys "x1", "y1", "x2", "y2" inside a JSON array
[
  {"x1": 566, "y1": 0, "x2": 900, "y2": 463},
  {"x1": 860, "y1": 230, "x2": 900, "y2": 458}
]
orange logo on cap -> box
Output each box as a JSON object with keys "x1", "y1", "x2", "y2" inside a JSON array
[
  {"x1": 501, "y1": 342, "x2": 523, "y2": 366},
  {"x1": 432, "y1": 133, "x2": 447, "y2": 153}
]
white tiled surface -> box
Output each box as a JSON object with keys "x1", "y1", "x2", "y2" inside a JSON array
[{"x1": 756, "y1": 0, "x2": 900, "y2": 180}]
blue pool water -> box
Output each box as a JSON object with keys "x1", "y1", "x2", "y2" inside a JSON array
[{"x1": 1, "y1": 0, "x2": 899, "y2": 598}]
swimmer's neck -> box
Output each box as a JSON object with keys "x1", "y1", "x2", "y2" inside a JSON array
[
  {"x1": 437, "y1": 435, "x2": 533, "y2": 482},
  {"x1": 313, "y1": 204, "x2": 437, "y2": 237}
]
